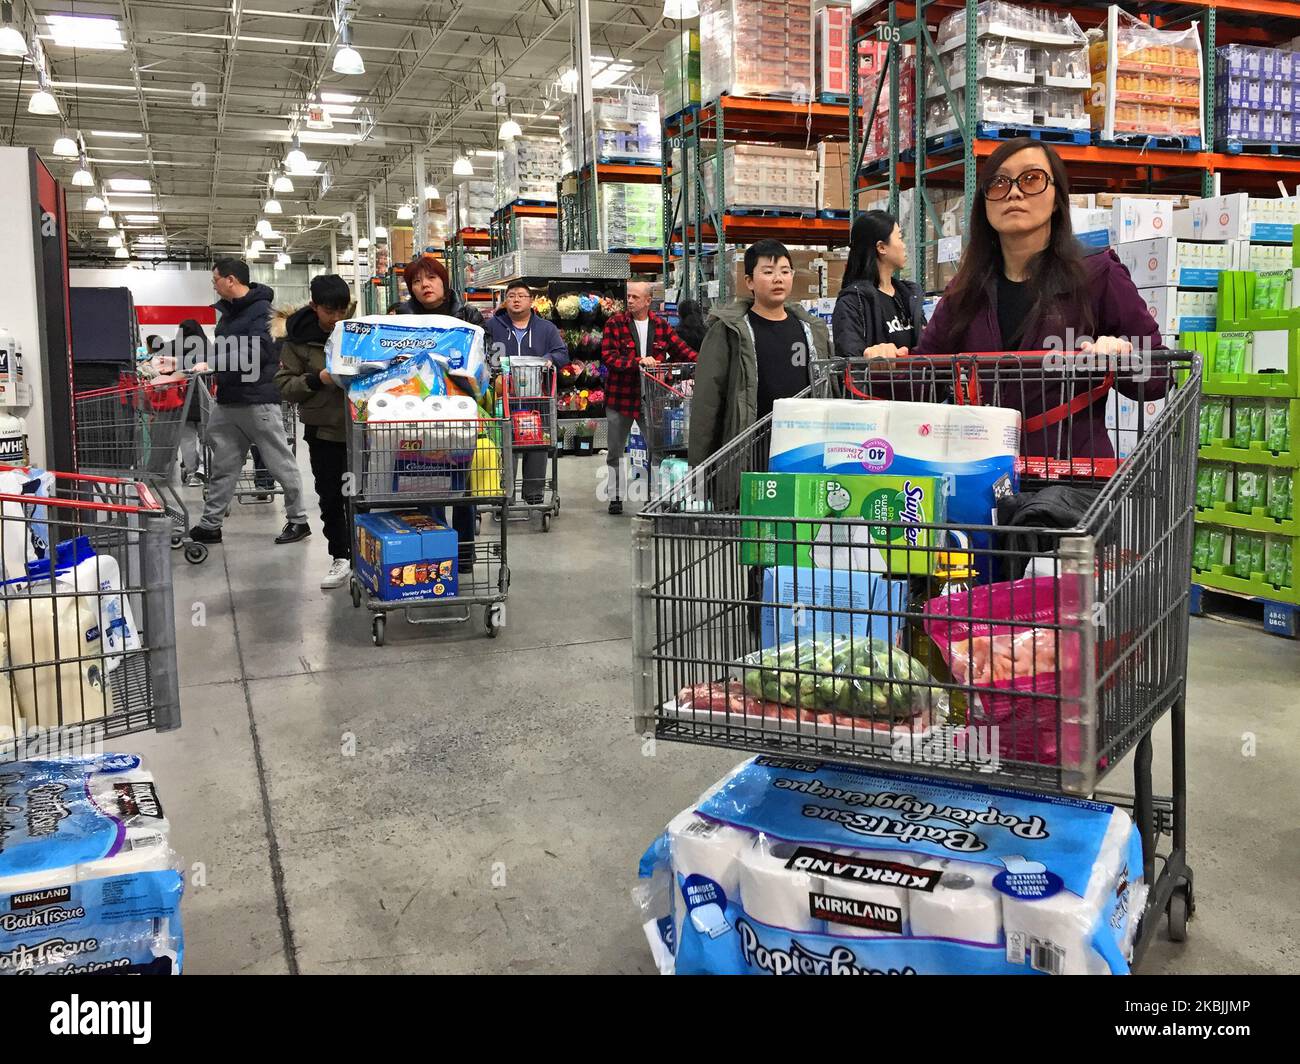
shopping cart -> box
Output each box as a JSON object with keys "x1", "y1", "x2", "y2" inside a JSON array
[
  {"x1": 0, "y1": 466, "x2": 180, "y2": 762},
  {"x1": 632, "y1": 350, "x2": 1202, "y2": 961},
  {"x1": 199, "y1": 392, "x2": 298, "y2": 505},
  {"x1": 500, "y1": 357, "x2": 560, "y2": 531},
  {"x1": 638, "y1": 362, "x2": 695, "y2": 500},
  {"x1": 74, "y1": 372, "x2": 208, "y2": 564},
  {"x1": 345, "y1": 404, "x2": 512, "y2": 644}
]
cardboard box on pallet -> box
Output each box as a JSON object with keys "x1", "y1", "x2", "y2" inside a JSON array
[{"x1": 817, "y1": 140, "x2": 850, "y2": 213}]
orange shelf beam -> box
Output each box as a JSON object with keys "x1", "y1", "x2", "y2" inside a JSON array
[
  {"x1": 592, "y1": 162, "x2": 664, "y2": 183},
  {"x1": 496, "y1": 203, "x2": 558, "y2": 219},
  {"x1": 629, "y1": 253, "x2": 664, "y2": 271}
]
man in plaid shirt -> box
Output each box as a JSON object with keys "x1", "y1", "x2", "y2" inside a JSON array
[{"x1": 601, "y1": 280, "x2": 696, "y2": 513}]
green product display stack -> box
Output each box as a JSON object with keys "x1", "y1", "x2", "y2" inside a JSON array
[
  {"x1": 662, "y1": 29, "x2": 701, "y2": 118},
  {"x1": 1182, "y1": 242, "x2": 1300, "y2": 606}
]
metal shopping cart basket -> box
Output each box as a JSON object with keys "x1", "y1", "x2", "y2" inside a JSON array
[
  {"x1": 638, "y1": 362, "x2": 695, "y2": 500},
  {"x1": 500, "y1": 357, "x2": 560, "y2": 531},
  {"x1": 74, "y1": 372, "x2": 208, "y2": 564},
  {"x1": 345, "y1": 403, "x2": 512, "y2": 644},
  {"x1": 0, "y1": 466, "x2": 180, "y2": 762},
  {"x1": 632, "y1": 349, "x2": 1202, "y2": 961}
]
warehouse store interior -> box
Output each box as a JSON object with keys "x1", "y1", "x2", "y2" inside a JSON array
[{"x1": 0, "y1": 0, "x2": 1297, "y2": 980}]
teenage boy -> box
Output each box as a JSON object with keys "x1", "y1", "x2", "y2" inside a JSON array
[
  {"x1": 600, "y1": 280, "x2": 696, "y2": 514},
  {"x1": 274, "y1": 274, "x2": 355, "y2": 588},
  {"x1": 483, "y1": 281, "x2": 569, "y2": 504},
  {"x1": 688, "y1": 239, "x2": 830, "y2": 467}
]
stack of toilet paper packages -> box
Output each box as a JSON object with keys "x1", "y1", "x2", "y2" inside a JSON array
[
  {"x1": 0, "y1": 753, "x2": 184, "y2": 975},
  {"x1": 769, "y1": 398, "x2": 1022, "y2": 577},
  {"x1": 0, "y1": 535, "x2": 143, "y2": 747},
  {"x1": 325, "y1": 314, "x2": 490, "y2": 402},
  {"x1": 637, "y1": 756, "x2": 1146, "y2": 976}
]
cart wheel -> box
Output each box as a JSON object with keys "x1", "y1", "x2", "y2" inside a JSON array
[
  {"x1": 183, "y1": 543, "x2": 208, "y2": 565},
  {"x1": 553, "y1": 495, "x2": 560, "y2": 515},
  {"x1": 372, "y1": 615, "x2": 386, "y2": 646},
  {"x1": 1167, "y1": 888, "x2": 1190, "y2": 943},
  {"x1": 485, "y1": 603, "x2": 503, "y2": 637},
  {"x1": 350, "y1": 580, "x2": 362, "y2": 609},
  {"x1": 541, "y1": 512, "x2": 552, "y2": 532},
  {"x1": 492, "y1": 510, "x2": 502, "y2": 523},
  {"x1": 171, "y1": 530, "x2": 184, "y2": 549},
  {"x1": 475, "y1": 514, "x2": 482, "y2": 535}
]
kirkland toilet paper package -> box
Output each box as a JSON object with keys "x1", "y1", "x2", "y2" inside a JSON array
[
  {"x1": 0, "y1": 753, "x2": 184, "y2": 975},
  {"x1": 769, "y1": 399, "x2": 1021, "y2": 576},
  {"x1": 327, "y1": 314, "x2": 489, "y2": 398},
  {"x1": 636, "y1": 757, "x2": 1145, "y2": 975}
]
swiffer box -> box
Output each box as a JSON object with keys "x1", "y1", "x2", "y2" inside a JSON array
[
  {"x1": 354, "y1": 510, "x2": 458, "y2": 602},
  {"x1": 740, "y1": 471, "x2": 946, "y2": 575},
  {"x1": 760, "y1": 565, "x2": 908, "y2": 648}
]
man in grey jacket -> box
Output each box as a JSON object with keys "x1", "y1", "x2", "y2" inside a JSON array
[
  {"x1": 189, "y1": 258, "x2": 309, "y2": 546},
  {"x1": 688, "y1": 239, "x2": 831, "y2": 470}
]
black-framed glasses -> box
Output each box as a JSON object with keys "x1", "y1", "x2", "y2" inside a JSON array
[{"x1": 983, "y1": 168, "x2": 1053, "y2": 201}]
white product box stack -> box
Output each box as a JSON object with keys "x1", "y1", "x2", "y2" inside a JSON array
[
  {"x1": 701, "y1": 143, "x2": 819, "y2": 214},
  {"x1": 928, "y1": 0, "x2": 1091, "y2": 136},
  {"x1": 446, "y1": 180, "x2": 495, "y2": 232},
  {"x1": 500, "y1": 136, "x2": 563, "y2": 206}
]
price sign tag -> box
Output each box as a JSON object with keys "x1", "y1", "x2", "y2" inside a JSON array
[{"x1": 561, "y1": 252, "x2": 590, "y2": 275}]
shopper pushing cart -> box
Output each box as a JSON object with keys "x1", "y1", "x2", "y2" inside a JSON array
[{"x1": 634, "y1": 349, "x2": 1202, "y2": 967}]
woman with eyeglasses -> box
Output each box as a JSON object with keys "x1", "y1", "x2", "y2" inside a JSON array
[{"x1": 898, "y1": 138, "x2": 1167, "y2": 460}]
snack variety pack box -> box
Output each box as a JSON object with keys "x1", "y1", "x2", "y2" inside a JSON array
[
  {"x1": 740, "y1": 471, "x2": 946, "y2": 575},
  {"x1": 354, "y1": 510, "x2": 458, "y2": 602}
]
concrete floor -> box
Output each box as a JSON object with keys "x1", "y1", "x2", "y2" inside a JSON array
[{"x1": 121, "y1": 452, "x2": 1300, "y2": 975}]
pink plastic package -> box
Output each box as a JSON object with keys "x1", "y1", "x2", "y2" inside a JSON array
[{"x1": 923, "y1": 576, "x2": 1087, "y2": 767}]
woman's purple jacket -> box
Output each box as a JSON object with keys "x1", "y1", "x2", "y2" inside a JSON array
[{"x1": 909, "y1": 247, "x2": 1170, "y2": 461}]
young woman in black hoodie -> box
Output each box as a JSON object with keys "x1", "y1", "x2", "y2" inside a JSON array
[{"x1": 831, "y1": 210, "x2": 925, "y2": 361}]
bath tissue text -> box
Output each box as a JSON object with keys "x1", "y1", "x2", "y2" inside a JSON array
[
  {"x1": 800, "y1": 803, "x2": 988, "y2": 852},
  {"x1": 737, "y1": 919, "x2": 917, "y2": 975},
  {"x1": 775, "y1": 777, "x2": 1050, "y2": 839}
]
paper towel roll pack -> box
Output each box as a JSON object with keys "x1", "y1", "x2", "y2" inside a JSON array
[
  {"x1": 0, "y1": 753, "x2": 184, "y2": 975},
  {"x1": 327, "y1": 313, "x2": 489, "y2": 398},
  {"x1": 769, "y1": 398, "x2": 1022, "y2": 578},
  {"x1": 638, "y1": 757, "x2": 1146, "y2": 975}
]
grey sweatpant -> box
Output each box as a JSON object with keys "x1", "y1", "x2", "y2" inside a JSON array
[
  {"x1": 605, "y1": 408, "x2": 637, "y2": 501},
  {"x1": 199, "y1": 403, "x2": 306, "y2": 529}
]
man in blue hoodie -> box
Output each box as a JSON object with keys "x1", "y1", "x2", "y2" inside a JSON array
[
  {"x1": 483, "y1": 281, "x2": 569, "y2": 504},
  {"x1": 189, "y1": 258, "x2": 309, "y2": 546}
]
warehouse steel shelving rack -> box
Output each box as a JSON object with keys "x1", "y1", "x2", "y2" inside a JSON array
[
  {"x1": 662, "y1": 96, "x2": 852, "y2": 306},
  {"x1": 848, "y1": 0, "x2": 1300, "y2": 294}
]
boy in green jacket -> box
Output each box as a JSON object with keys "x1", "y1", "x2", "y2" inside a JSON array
[
  {"x1": 274, "y1": 274, "x2": 353, "y2": 589},
  {"x1": 688, "y1": 238, "x2": 831, "y2": 468}
]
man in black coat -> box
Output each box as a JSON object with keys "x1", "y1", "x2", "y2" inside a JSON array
[{"x1": 189, "y1": 258, "x2": 310, "y2": 546}]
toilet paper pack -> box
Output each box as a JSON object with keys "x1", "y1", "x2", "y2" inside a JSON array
[
  {"x1": 638, "y1": 756, "x2": 1145, "y2": 975},
  {"x1": 769, "y1": 399, "x2": 1021, "y2": 576},
  {"x1": 0, "y1": 753, "x2": 184, "y2": 975},
  {"x1": 328, "y1": 314, "x2": 489, "y2": 397}
]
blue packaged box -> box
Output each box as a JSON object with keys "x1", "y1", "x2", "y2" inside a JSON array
[
  {"x1": 354, "y1": 510, "x2": 458, "y2": 602},
  {"x1": 759, "y1": 565, "x2": 907, "y2": 648}
]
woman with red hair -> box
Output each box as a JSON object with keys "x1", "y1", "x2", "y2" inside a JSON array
[
  {"x1": 397, "y1": 253, "x2": 485, "y2": 574},
  {"x1": 397, "y1": 253, "x2": 485, "y2": 326}
]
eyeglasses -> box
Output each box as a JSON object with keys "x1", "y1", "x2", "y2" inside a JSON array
[{"x1": 983, "y1": 168, "x2": 1053, "y2": 201}]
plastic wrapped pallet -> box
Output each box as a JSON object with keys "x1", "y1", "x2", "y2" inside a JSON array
[
  {"x1": 1216, "y1": 44, "x2": 1299, "y2": 147},
  {"x1": 0, "y1": 754, "x2": 185, "y2": 975},
  {"x1": 1088, "y1": 5, "x2": 1204, "y2": 142},
  {"x1": 701, "y1": 143, "x2": 818, "y2": 215},
  {"x1": 663, "y1": 28, "x2": 702, "y2": 116},
  {"x1": 701, "y1": 0, "x2": 816, "y2": 101},
  {"x1": 636, "y1": 757, "x2": 1148, "y2": 975},
  {"x1": 817, "y1": 1, "x2": 878, "y2": 99},
  {"x1": 599, "y1": 183, "x2": 665, "y2": 250},
  {"x1": 446, "y1": 180, "x2": 495, "y2": 232},
  {"x1": 511, "y1": 215, "x2": 559, "y2": 252},
  {"x1": 500, "y1": 136, "x2": 563, "y2": 205}
]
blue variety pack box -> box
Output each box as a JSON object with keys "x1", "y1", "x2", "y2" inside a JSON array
[
  {"x1": 354, "y1": 510, "x2": 458, "y2": 602},
  {"x1": 760, "y1": 565, "x2": 907, "y2": 648}
]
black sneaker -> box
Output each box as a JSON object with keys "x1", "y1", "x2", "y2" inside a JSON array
[
  {"x1": 275, "y1": 521, "x2": 311, "y2": 544},
  {"x1": 189, "y1": 525, "x2": 222, "y2": 544},
  {"x1": 608, "y1": 499, "x2": 623, "y2": 515}
]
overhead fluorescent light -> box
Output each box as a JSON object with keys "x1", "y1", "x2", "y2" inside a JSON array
[
  {"x1": 473, "y1": 149, "x2": 503, "y2": 159},
  {"x1": 123, "y1": 214, "x2": 158, "y2": 223},
  {"x1": 373, "y1": 225, "x2": 388, "y2": 240},
  {"x1": 114, "y1": 247, "x2": 129, "y2": 259},
  {"x1": 134, "y1": 236, "x2": 166, "y2": 245},
  {"x1": 423, "y1": 184, "x2": 439, "y2": 200},
  {"x1": 46, "y1": 14, "x2": 125, "y2": 51},
  {"x1": 71, "y1": 162, "x2": 94, "y2": 187},
  {"x1": 89, "y1": 130, "x2": 141, "y2": 139},
  {"x1": 84, "y1": 194, "x2": 105, "y2": 211},
  {"x1": 273, "y1": 171, "x2": 294, "y2": 193},
  {"x1": 107, "y1": 177, "x2": 150, "y2": 192},
  {"x1": 662, "y1": 0, "x2": 701, "y2": 18},
  {"x1": 97, "y1": 214, "x2": 116, "y2": 230},
  {"x1": 592, "y1": 63, "x2": 635, "y2": 90},
  {"x1": 332, "y1": 22, "x2": 364, "y2": 76},
  {"x1": 396, "y1": 203, "x2": 414, "y2": 221},
  {"x1": 263, "y1": 198, "x2": 282, "y2": 215},
  {"x1": 559, "y1": 68, "x2": 578, "y2": 94},
  {"x1": 255, "y1": 218, "x2": 273, "y2": 237},
  {"x1": 249, "y1": 238, "x2": 266, "y2": 254},
  {"x1": 0, "y1": 3, "x2": 27, "y2": 58},
  {"x1": 499, "y1": 117, "x2": 522, "y2": 140},
  {"x1": 276, "y1": 252, "x2": 291, "y2": 265},
  {"x1": 106, "y1": 235, "x2": 123, "y2": 248}
]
